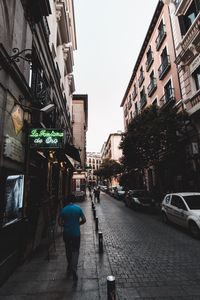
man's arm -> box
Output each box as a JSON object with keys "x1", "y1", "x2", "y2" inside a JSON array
[{"x1": 80, "y1": 213, "x2": 86, "y2": 225}]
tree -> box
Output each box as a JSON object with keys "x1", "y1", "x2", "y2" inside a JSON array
[
  {"x1": 94, "y1": 159, "x2": 123, "y2": 183},
  {"x1": 120, "y1": 105, "x2": 190, "y2": 191}
]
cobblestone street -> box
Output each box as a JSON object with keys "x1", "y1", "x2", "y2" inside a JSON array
[
  {"x1": 96, "y1": 192, "x2": 200, "y2": 299},
  {"x1": 1, "y1": 192, "x2": 200, "y2": 300}
]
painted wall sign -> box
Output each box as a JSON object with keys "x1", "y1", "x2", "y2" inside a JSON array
[
  {"x1": 11, "y1": 105, "x2": 24, "y2": 135},
  {"x1": 3, "y1": 135, "x2": 25, "y2": 163},
  {"x1": 29, "y1": 129, "x2": 64, "y2": 149}
]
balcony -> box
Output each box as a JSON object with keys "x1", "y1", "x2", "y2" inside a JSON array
[
  {"x1": 145, "y1": 53, "x2": 154, "y2": 71},
  {"x1": 159, "y1": 88, "x2": 175, "y2": 109},
  {"x1": 158, "y1": 55, "x2": 171, "y2": 80},
  {"x1": 147, "y1": 78, "x2": 157, "y2": 96},
  {"x1": 132, "y1": 89, "x2": 137, "y2": 100},
  {"x1": 140, "y1": 93, "x2": 147, "y2": 109},
  {"x1": 22, "y1": 0, "x2": 51, "y2": 23},
  {"x1": 156, "y1": 25, "x2": 166, "y2": 51},
  {"x1": 128, "y1": 100, "x2": 132, "y2": 109},
  {"x1": 176, "y1": 15, "x2": 200, "y2": 65},
  {"x1": 185, "y1": 90, "x2": 200, "y2": 116},
  {"x1": 138, "y1": 73, "x2": 145, "y2": 87}
]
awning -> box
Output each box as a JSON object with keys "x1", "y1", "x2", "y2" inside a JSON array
[{"x1": 65, "y1": 144, "x2": 81, "y2": 163}]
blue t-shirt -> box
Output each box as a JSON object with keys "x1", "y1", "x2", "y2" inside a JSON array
[{"x1": 60, "y1": 203, "x2": 84, "y2": 236}]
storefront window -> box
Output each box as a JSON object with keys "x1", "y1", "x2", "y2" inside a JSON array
[{"x1": 3, "y1": 175, "x2": 24, "y2": 225}]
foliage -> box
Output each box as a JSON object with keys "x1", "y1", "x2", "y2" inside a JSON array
[
  {"x1": 120, "y1": 105, "x2": 190, "y2": 172},
  {"x1": 94, "y1": 158, "x2": 123, "y2": 180}
]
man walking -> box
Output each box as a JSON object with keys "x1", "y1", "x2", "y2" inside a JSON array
[{"x1": 59, "y1": 195, "x2": 86, "y2": 281}]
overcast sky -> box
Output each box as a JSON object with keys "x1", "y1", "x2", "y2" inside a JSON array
[{"x1": 73, "y1": 0, "x2": 158, "y2": 153}]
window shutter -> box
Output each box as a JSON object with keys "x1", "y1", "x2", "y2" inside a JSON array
[{"x1": 178, "y1": 15, "x2": 186, "y2": 36}]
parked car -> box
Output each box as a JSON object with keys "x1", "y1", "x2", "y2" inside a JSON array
[
  {"x1": 113, "y1": 186, "x2": 126, "y2": 200},
  {"x1": 161, "y1": 192, "x2": 200, "y2": 238},
  {"x1": 124, "y1": 190, "x2": 155, "y2": 210},
  {"x1": 109, "y1": 186, "x2": 116, "y2": 197},
  {"x1": 101, "y1": 185, "x2": 108, "y2": 192}
]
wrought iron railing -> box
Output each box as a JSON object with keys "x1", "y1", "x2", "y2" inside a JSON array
[
  {"x1": 158, "y1": 55, "x2": 171, "y2": 79},
  {"x1": 147, "y1": 78, "x2": 157, "y2": 96},
  {"x1": 156, "y1": 25, "x2": 166, "y2": 50}
]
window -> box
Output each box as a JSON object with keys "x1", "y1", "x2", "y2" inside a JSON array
[
  {"x1": 193, "y1": 65, "x2": 200, "y2": 91},
  {"x1": 160, "y1": 80, "x2": 175, "y2": 107},
  {"x1": 132, "y1": 84, "x2": 137, "y2": 100},
  {"x1": 171, "y1": 195, "x2": 187, "y2": 210},
  {"x1": 165, "y1": 80, "x2": 173, "y2": 99},
  {"x1": 138, "y1": 66, "x2": 144, "y2": 87},
  {"x1": 156, "y1": 20, "x2": 166, "y2": 50},
  {"x1": 179, "y1": 1, "x2": 200, "y2": 35},
  {"x1": 146, "y1": 46, "x2": 153, "y2": 71},
  {"x1": 140, "y1": 87, "x2": 147, "y2": 109},
  {"x1": 158, "y1": 47, "x2": 171, "y2": 79},
  {"x1": 147, "y1": 71, "x2": 157, "y2": 96}
]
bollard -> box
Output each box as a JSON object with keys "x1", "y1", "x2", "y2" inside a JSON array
[
  {"x1": 107, "y1": 275, "x2": 116, "y2": 300},
  {"x1": 93, "y1": 208, "x2": 96, "y2": 219},
  {"x1": 98, "y1": 231, "x2": 103, "y2": 253},
  {"x1": 95, "y1": 217, "x2": 98, "y2": 231}
]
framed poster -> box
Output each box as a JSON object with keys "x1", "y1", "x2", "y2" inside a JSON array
[{"x1": 3, "y1": 175, "x2": 24, "y2": 225}]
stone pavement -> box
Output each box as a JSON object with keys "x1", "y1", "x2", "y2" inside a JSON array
[
  {"x1": 2, "y1": 191, "x2": 200, "y2": 300},
  {"x1": 0, "y1": 196, "x2": 113, "y2": 300}
]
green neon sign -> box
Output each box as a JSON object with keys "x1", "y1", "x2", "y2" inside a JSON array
[{"x1": 29, "y1": 129, "x2": 64, "y2": 149}]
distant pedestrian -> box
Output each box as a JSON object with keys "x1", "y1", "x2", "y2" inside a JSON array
[
  {"x1": 96, "y1": 186, "x2": 100, "y2": 203},
  {"x1": 59, "y1": 195, "x2": 86, "y2": 282},
  {"x1": 93, "y1": 187, "x2": 98, "y2": 203},
  {"x1": 88, "y1": 185, "x2": 92, "y2": 200}
]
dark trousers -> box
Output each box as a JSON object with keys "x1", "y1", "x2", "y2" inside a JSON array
[{"x1": 63, "y1": 233, "x2": 80, "y2": 272}]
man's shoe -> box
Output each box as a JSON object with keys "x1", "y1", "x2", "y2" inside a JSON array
[{"x1": 72, "y1": 271, "x2": 78, "y2": 281}]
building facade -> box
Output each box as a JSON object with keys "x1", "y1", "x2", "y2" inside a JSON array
[
  {"x1": 169, "y1": 0, "x2": 200, "y2": 188},
  {"x1": 72, "y1": 94, "x2": 88, "y2": 169},
  {"x1": 120, "y1": 0, "x2": 186, "y2": 192},
  {"x1": 0, "y1": 0, "x2": 78, "y2": 284},
  {"x1": 86, "y1": 152, "x2": 102, "y2": 186},
  {"x1": 71, "y1": 94, "x2": 88, "y2": 199},
  {"x1": 102, "y1": 132, "x2": 123, "y2": 162},
  {"x1": 121, "y1": 0, "x2": 182, "y2": 131}
]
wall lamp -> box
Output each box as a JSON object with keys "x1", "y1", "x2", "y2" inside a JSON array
[
  {"x1": 9, "y1": 48, "x2": 32, "y2": 64},
  {"x1": 0, "y1": 48, "x2": 32, "y2": 70}
]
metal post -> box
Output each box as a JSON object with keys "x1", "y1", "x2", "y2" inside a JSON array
[
  {"x1": 93, "y1": 208, "x2": 96, "y2": 219},
  {"x1": 95, "y1": 217, "x2": 98, "y2": 231},
  {"x1": 107, "y1": 275, "x2": 116, "y2": 300},
  {"x1": 98, "y1": 231, "x2": 103, "y2": 253}
]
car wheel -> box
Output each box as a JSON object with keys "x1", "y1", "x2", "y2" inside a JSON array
[
  {"x1": 162, "y1": 212, "x2": 168, "y2": 224},
  {"x1": 189, "y1": 222, "x2": 200, "y2": 239}
]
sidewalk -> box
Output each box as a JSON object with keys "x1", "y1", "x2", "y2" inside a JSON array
[{"x1": 0, "y1": 196, "x2": 113, "y2": 300}]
